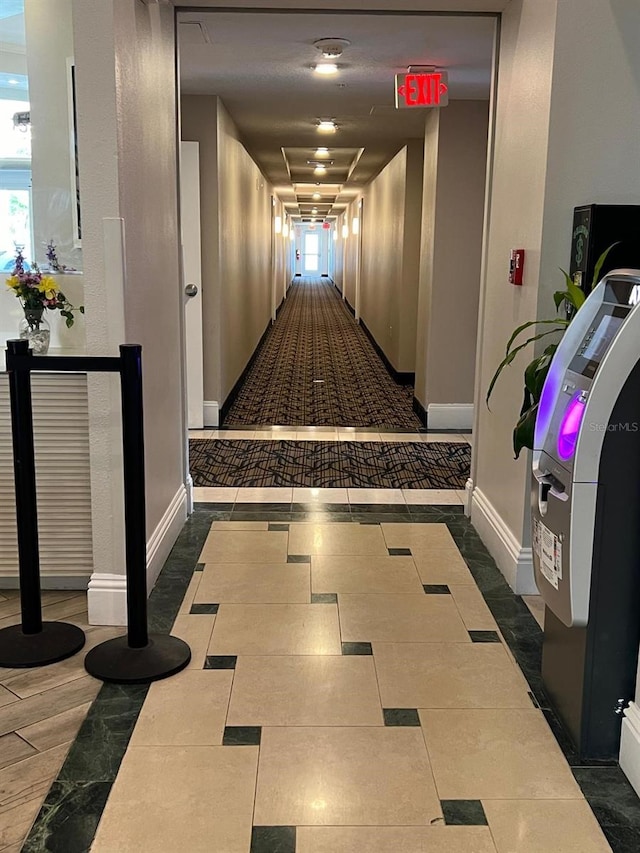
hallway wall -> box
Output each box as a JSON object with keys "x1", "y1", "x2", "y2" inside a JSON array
[
  {"x1": 72, "y1": 0, "x2": 186, "y2": 621},
  {"x1": 358, "y1": 141, "x2": 423, "y2": 375},
  {"x1": 415, "y1": 100, "x2": 489, "y2": 420},
  {"x1": 181, "y1": 95, "x2": 273, "y2": 414}
]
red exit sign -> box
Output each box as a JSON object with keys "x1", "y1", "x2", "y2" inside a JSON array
[{"x1": 395, "y1": 70, "x2": 449, "y2": 109}]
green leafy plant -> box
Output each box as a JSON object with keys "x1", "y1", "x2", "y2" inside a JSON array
[{"x1": 486, "y1": 245, "x2": 616, "y2": 459}]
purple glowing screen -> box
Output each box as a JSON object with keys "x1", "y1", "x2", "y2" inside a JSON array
[{"x1": 557, "y1": 394, "x2": 586, "y2": 461}]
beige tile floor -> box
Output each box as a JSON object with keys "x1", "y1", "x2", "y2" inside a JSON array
[{"x1": 91, "y1": 521, "x2": 612, "y2": 853}]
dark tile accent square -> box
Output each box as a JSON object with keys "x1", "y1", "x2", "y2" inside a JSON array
[
  {"x1": 311, "y1": 593, "x2": 337, "y2": 604},
  {"x1": 469, "y1": 630, "x2": 501, "y2": 643},
  {"x1": 269, "y1": 523, "x2": 290, "y2": 531},
  {"x1": 204, "y1": 655, "x2": 237, "y2": 670},
  {"x1": 194, "y1": 562, "x2": 205, "y2": 572},
  {"x1": 342, "y1": 642, "x2": 372, "y2": 655},
  {"x1": 189, "y1": 603, "x2": 219, "y2": 614},
  {"x1": 223, "y1": 726, "x2": 261, "y2": 746},
  {"x1": 383, "y1": 708, "x2": 420, "y2": 726},
  {"x1": 251, "y1": 826, "x2": 296, "y2": 853},
  {"x1": 288, "y1": 554, "x2": 311, "y2": 563},
  {"x1": 388, "y1": 547, "x2": 412, "y2": 556},
  {"x1": 441, "y1": 800, "x2": 488, "y2": 826},
  {"x1": 423, "y1": 584, "x2": 451, "y2": 595}
]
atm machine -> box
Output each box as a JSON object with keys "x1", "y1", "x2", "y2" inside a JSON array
[{"x1": 532, "y1": 269, "x2": 640, "y2": 760}]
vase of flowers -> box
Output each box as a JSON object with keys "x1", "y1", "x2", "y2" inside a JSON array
[{"x1": 6, "y1": 249, "x2": 84, "y2": 354}]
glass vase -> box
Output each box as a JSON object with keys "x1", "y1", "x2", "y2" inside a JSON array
[{"x1": 19, "y1": 307, "x2": 51, "y2": 354}]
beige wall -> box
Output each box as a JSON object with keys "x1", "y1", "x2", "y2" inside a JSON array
[
  {"x1": 358, "y1": 140, "x2": 423, "y2": 373},
  {"x1": 415, "y1": 100, "x2": 489, "y2": 410},
  {"x1": 72, "y1": 0, "x2": 185, "y2": 604},
  {"x1": 182, "y1": 96, "x2": 273, "y2": 407},
  {"x1": 473, "y1": 0, "x2": 640, "y2": 587}
]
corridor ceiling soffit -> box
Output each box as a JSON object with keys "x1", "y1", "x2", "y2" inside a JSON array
[
  {"x1": 177, "y1": 1, "x2": 508, "y2": 12},
  {"x1": 178, "y1": 10, "x2": 494, "y2": 213}
]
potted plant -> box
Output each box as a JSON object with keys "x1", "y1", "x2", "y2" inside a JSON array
[
  {"x1": 5, "y1": 247, "x2": 84, "y2": 354},
  {"x1": 486, "y1": 246, "x2": 615, "y2": 458}
]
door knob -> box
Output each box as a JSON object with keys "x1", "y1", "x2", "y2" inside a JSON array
[{"x1": 185, "y1": 283, "x2": 198, "y2": 297}]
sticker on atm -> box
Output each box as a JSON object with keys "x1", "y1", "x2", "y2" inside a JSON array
[{"x1": 535, "y1": 519, "x2": 563, "y2": 589}]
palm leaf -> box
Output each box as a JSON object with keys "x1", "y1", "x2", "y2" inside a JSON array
[
  {"x1": 486, "y1": 328, "x2": 565, "y2": 408},
  {"x1": 504, "y1": 318, "x2": 568, "y2": 357},
  {"x1": 592, "y1": 242, "x2": 619, "y2": 289},
  {"x1": 513, "y1": 404, "x2": 538, "y2": 459}
]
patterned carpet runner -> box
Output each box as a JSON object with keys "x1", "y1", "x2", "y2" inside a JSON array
[
  {"x1": 189, "y1": 440, "x2": 470, "y2": 489},
  {"x1": 224, "y1": 277, "x2": 422, "y2": 428}
]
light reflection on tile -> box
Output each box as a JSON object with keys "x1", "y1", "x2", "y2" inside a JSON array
[{"x1": 254, "y1": 727, "x2": 442, "y2": 826}]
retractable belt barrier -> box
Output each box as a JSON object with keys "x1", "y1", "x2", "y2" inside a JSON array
[{"x1": 0, "y1": 339, "x2": 191, "y2": 683}]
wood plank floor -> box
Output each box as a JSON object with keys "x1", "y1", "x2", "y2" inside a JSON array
[{"x1": 0, "y1": 590, "x2": 123, "y2": 852}]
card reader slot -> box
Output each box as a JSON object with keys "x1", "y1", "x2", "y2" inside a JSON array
[{"x1": 534, "y1": 470, "x2": 568, "y2": 515}]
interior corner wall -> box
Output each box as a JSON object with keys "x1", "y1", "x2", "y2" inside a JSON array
[
  {"x1": 181, "y1": 95, "x2": 273, "y2": 408},
  {"x1": 72, "y1": 0, "x2": 186, "y2": 615},
  {"x1": 415, "y1": 100, "x2": 489, "y2": 411},
  {"x1": 359, "y1": 145, "x2": 422, "y2": 373},
  {"x1": 473, "y1": 0, "x2": 558, "y2": 577},
  {"x1": 181, "y1": 94, "x2": 221, "y2": 404}
]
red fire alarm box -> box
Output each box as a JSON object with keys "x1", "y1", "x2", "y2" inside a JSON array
[{"x1": 509, "y1": 249, "x2": 525, "y2": 286}]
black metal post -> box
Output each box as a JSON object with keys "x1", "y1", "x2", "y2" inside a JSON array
[
  {"x1": 84, "y1": 345, "x2": 190, "y2": 683},
  {"x1": 120, "y1": 345, "x2": 149, "y2": 648},
  {"x1": 9, "y1": 340, "x2": 41, "y2": 633},
  {"x1": 0, "y1": 340, "x2": 85, "y2": 667}
]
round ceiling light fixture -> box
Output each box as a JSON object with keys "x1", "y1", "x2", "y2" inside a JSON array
[
  {"x1": 312, "y1": 192, "x2": 322, "y2": 200},
  {"x1": 314, "y1": 164, "x2": 327, "y2": 175},
  {"x1": 316, "y1": 119, "x2": 337, "y2": 134},
  {"x1": 313, "y1": 37, "x2": 351, "y2": 59}
]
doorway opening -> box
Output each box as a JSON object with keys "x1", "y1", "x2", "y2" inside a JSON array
[{"x1": 178, "y1": 8, "x2": 492, "y2": 499}]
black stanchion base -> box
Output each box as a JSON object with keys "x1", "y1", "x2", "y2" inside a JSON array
[
  {"x1": 0, "y1": 621, "x2": 86, "y2": 668},
  {"x1": 84, "y1": 633, "x2": 191, "y2": 684}
]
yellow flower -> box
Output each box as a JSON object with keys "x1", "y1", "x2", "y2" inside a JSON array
[
  {"x1": 38, "y1": 275, "x2": 58, "y2": 294},
  {"x1": 6, "y1": 276, "x2": 19, "y2": 290}
]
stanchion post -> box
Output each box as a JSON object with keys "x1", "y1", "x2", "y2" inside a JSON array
[
  {"x1": 7, "y1": 340, "x2": 41, "y2": 634},
  {"x1": 0, "y1": 340, "x2": 85, "y2": 668},
  {"x1": 119, "y1": 344, "x2": 148, "y2": 648},
  {"x1": 84, "y1": 344, "x2": 191, "y2": 683}
]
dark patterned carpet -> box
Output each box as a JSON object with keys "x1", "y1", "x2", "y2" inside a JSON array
[
  {"x1": 224, "y1": 277, "x2": 421, "y2": 428},
  {"x1": 190, "y1": 440, "x2": 470, "y2": 489}
]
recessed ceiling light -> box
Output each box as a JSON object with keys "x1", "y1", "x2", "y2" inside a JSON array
[
  {"x1": 317, "y1": 120, "x2": 337, "y2": 134},
  {"x1": 314, "y1": 165, "x2": 327, "y2": 175},
  {"x1": 312, "y1": 193, "x2": 322, "y2": 200},
  {"x1": 315, "y1": 147, "x2": 330, "y2": 158},
  {"x1": 313, "y1": 63, "x2": 338, "y2": 76},
  {"x1": 312, "y1": 207, "x2": 318, "y2": 213},
  {"x1": 313, "y1": 37, "x2": 351, "y2": 59}
]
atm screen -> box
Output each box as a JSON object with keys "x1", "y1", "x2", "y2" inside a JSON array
[
  {"x1": 582, "y1": 315, "x2": 624, "y2": 362},
  {"x1": 569, "y1": 305, "x2": 630, "y2": 378}
]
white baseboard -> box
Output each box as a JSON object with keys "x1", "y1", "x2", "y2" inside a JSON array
[
  {"x1": 471, "y1": 487, "x2": 538, "y2": 594},
  {"x1": 621, "y1": 702, "x2": 640, "y2": 795},
  {"x1": 464, "y1": 478, "x2": 474, "y2": 518},
  {"x1": 88, "y1": 483, "x2": 188, "y2": 626},
  {"x1": 146, "y1": 483, "x2": 189, "y2": 589},
  {"x1": 88, "y1": 572, "x2": 128, "y2": 626},
  {"x1": 427, "y1": 403, "x2": 474, "y2": 430},
  {"x1": 203, "y1": 400, "x2": 219, "y2": 427}
]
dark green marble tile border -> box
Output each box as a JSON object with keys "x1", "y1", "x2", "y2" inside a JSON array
[{"x1": 23, "y1": 503, "x2": 640, "y2": 853}]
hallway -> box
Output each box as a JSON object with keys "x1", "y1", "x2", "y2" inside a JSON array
[{"x1": 224, "y1": 278, "x2": 421, "y2": 429}]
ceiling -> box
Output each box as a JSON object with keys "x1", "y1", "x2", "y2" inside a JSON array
[{"x1": 178, "y1": 11, "x2": 495, "y2": 219}]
